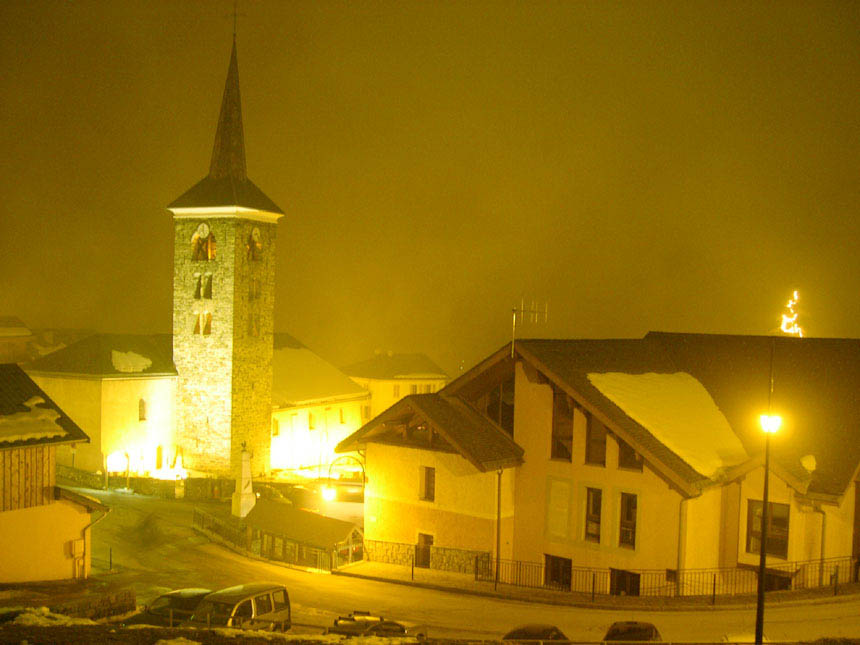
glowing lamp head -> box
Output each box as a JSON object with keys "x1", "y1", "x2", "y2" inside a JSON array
[
  {"x1": 321, "y1": 485, "x2": 337, "y2": 502},
  {"x1": 759, "y1": 414, "x2": 782, "y2": 434}
]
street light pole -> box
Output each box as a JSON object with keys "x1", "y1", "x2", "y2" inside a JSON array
[{"x1": 754, "y1": 430, "x2": 771, "y2": 645}]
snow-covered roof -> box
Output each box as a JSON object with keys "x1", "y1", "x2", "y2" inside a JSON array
[
  {"x1": 0, "y1": 316, "x2": 31, "y2": 338},
  {"x1": 344, "y1": 353, "x2": 447, "y2": 380},
  {"x1": 272, "y1": 334, "x2": 368, "y2": 407},
  {"x1": 25, "y1": 334, "x2": 176, "y2": 378},
  {"x1": 0, "y1": 364, "x2": 89, "y2": 449},
  {"x1": 587, "y1": 372, "x2": 748, "y2": 478}
]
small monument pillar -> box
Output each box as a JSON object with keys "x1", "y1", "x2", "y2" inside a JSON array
[{"x1": 231, "y1": 444, "x2": 256, "y2": 518}]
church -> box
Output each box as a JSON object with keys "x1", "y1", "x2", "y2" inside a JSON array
[{"x1": 23, "y1": 38, "x2": 446, "y2": 486}]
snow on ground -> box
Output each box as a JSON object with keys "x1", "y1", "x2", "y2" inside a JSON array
[
  {"x1": 587, "y1": 372, "x2": 748, "y2": 478},
  {"x1": 111, "y1": 349, "x2": 153, "y2": 373},
  {"x1": 0, "y1": 395, "x2": 65, "y2": 443},
  {"x1": 154, "y1": 638, "x2": 202, "y2": 645},
  {"x1": 11, "y1": 606, "x2": 96, "y2": 627}
]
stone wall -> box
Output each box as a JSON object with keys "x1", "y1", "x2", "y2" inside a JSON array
[
  {"x1": 430, "y1": 544, "x2": 491, "y2": 574},
  {"x1": 364, "y1": 539, "x2": 415, "y2": 566},
  {"x1": 51, "y1": 588, "x2": 136, "y2": 619},
  {"x1": 364, "y1": 538, "x2": 490, "y2": 574},
  {"x1": 172, "y1": 216, "x2": 277, "y2": 479}
]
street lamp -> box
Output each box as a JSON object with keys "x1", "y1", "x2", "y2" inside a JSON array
[{"x1": 755, "y1": 412, "x2": 781, "y2": 645}]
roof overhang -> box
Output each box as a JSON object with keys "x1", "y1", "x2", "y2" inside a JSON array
[
  {"x1": 55, "y1": 486, "x2": 109, "y2": 512},
  {"x1": 168, "y1": 205, "x2": 282, "y2": 223}
]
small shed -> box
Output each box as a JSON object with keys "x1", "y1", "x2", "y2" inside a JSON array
[{"x1": 243, "y1": 500, "x2": 363, "y2": 570}]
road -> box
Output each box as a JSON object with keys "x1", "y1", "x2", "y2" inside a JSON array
[{"x1": 85, "y1": 488, "x2": 860, "y2": 642}]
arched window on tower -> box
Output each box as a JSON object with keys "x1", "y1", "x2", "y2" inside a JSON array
[
  {"x1": 191, "y1": 222, "x2": 216, "y2": 261},
  {"x1": 246, "y1": 227, "x2": 262, "y2": 261},
  {"x1": 193, "y1": 313, "x2": 212, "y2": 336}
]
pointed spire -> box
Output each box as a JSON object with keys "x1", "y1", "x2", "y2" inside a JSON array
[{"x1": 209, "y1": 37, "x2": 246, "y2": 180}]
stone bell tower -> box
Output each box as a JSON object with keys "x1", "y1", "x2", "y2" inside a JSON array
[{"x1": 167, "y1": 38, "x2": 283, "y2": 479}]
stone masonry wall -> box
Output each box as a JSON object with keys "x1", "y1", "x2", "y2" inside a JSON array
[
  {"x1": 173, "y1": 217, "x2": 235, "y2": 474},
  {"x1": 229, "y1": 220, "x2": 276, "y2": 479},
  {"x1": 364, "y1": 538, "x2": 490, "y2": 574},
  {"x1": 364, "y1": 539, "x2": 415, "y2": 566}
]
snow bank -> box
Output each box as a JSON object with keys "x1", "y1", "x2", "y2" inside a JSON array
[
  {"x1": 587, "y1": 372, "x2": 748, "y2": 478},
  {"x1": 11, "y1": 606, "x2": 96, "y2": 626},
  {"x1": 111, "y1": 350, "x2": 153, "y2": 373},
  {"x1": 0, "y1": 396, "x2": 65, "y2": 443},
  {"x1": 212, "y1": 628, "x2": 347, "y2": 641},
  {"x1": 154, "y1": 638, "x2": 201, "y2": 645}
]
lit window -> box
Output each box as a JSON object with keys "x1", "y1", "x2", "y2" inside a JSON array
[
  {"x1": 620, "y1": 492, "x2": 637, "y2": 548},
  {"x1": 138, "y1": 398, "x2": 147, "y2": 422},
  {"x1": 551, "y1": 390, "x2": 573, "y2": 461},
  {"x1": 191, "y1": 222, "x2": 216, "y2": 261},
  {"x1": 585, "y1": 413, "x2": 606, "y2": 466},
  {"x1": 193, "y1": 313, "x2": 212, "y2": 336},
  {"x1": 746, "y1": 500, "x2": 790, "y2": 558},
  {"x1": 419, "y1": 466, "x2": 435, "y2": 502},
  {"x1": 585, "y1": 487, "x2": 601, "y2": 543}
]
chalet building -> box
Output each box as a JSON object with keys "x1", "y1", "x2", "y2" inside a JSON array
[
  {"x1": 338, "y1": 332, "x2": 860, "y2": 594},
  {"x1": 0, "y1": 364, "x2": 108, "y2": 583},
  {"x1": 344, "y1": 352, "x2": 448, "y2": 420}
]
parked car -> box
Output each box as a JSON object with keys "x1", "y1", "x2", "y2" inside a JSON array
[
  {"x1": 603, "y1": 621, "x2": 662, "y2": 641},
  {"x1": 184, "y1": 583, "x2": 291, "y2": 631},
  {"x1": 503, "y1": 624, "x2": 570, "y2": 641},
  {"x1": 122, "y1": 588, "x2": 212, "y2": 627},
  {"x1": 253, "y1": 484, "x2": 291, "y2": 504},
  {"x1": 327, "y1": 611, "x2": 427, "y2": 640}
]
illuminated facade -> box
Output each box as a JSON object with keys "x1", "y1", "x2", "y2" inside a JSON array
[
  {"x1": 340, "y1": 333, "x2": 860, "y2": 592},
  {"x1": 168, "y1": 39, "x2": 283, "y2": 478}
]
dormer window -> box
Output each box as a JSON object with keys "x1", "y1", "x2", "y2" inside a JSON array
[
  {"x1": 246, "y1": 227, "x2": 262, "y2": 261},
  {"x1": 191, "y1": 223, "x2": 216, "y2": 261}
]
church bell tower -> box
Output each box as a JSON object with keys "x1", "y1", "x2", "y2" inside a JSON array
[{"x1": 167, "y1": 38, "x2": 282, "y2": 479}]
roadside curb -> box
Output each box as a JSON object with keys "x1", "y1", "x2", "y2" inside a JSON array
[{"x1": 330, "y1": 568, "x2": 860, "y2": 612}]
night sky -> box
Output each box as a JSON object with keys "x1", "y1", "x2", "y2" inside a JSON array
[{"x1": 2, "y1": 1, "x2": 859, "y2": 374}]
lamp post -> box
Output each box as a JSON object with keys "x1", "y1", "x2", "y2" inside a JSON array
[{"x1": 755, "y1": 413, "x2": 781, "y2": 645}]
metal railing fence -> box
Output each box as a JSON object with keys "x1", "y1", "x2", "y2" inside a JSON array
[{"x1": 475, "y1": 554, "x2": 858, "y2": 598}]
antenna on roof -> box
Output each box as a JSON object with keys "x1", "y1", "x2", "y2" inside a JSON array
[{"x1": 511, "y1": 298, "x2": 548, "y2": 358}]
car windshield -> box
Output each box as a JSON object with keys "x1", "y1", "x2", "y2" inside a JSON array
[
  {"x1": 190, "y1": 601, "x2": 233, "y2": 626},
  {"x1": 169, "y1": 595, "x2": 206, "y2": 612}
]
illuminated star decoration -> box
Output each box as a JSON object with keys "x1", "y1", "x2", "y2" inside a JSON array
[{"x1": 780, "y1": 290, "x2": 803, "y2": 337}]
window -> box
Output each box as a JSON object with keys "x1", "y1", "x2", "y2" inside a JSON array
[
  {"x1": 410, "y1": 384, "x2": 419, "y2": 394},
  {"x1": 253, "y1": 593, "x2": 272, "y2": 616},
  {"x1": 585, "y1": 413, "x2": 606, "y2": 465},
  {"x1": 246, "y1": 227, "x2": 262, "y2": 261},
  {"x1": 423, "y1": 384, "x2": 434, "y2": 393},
  {"x1": 419, "y1": 466, "x2": 435, "y2": 502},
  {"x1": 485, "y1": 375, "x2": 515, "y2": 435},
  {"x1": 620, "y1": 492, "x2": 637, "y2": 548},
  {"x1": 339, "y1": 408, "x2": 345, "y2": 424},
  {"x1": 362, "y1": 405, "x2": 371, "y2": 420},
  {"x1": 544, "y1": 554, "x2": 572, "y2": 591},
  {"x1": 393, "y1": 384, "x2": 400, "y2": 398},
  {"x1": 193, "y1": 313, "x2": 212, "y2": 336},
  {"x1": 746, "y1": 500, "x2": 790, "y2": 558},
  {"x1": 618, "y1": 438, "x2": 643, "y2": 471},
  {"x1": 308, "y1": 412, "x2": 315, "y2": 430},
  {"x1": 156, "y1": 445, "x2": 163, "y2": 470},
  {"x1": 271, "y1": 589, "x2": 288, "y2": 611},
  {"x1": 233, "y1": 599, "x2": 252, "y2": 623},
  {"x1": 193, "y1": 273, "x2": 202, "y2": 299},
  {"x1": 585, "y1": 487, "x2": 602, "y2": 543},
  {"x1": 272, "y1": 418, "x2": 280, "y2": 437},
  {"x1": 203, "y1": 273, "x2": 213, "y2": 299},
  {"x1": 138, "y1": 398, "x2": 147, "y2": 422},
  {"x1": 191, "y1": 222, "x2": 216, "y2": 261},
  {"x1": 551, "y1": 390, "x2": 573, "y2": 461}
]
